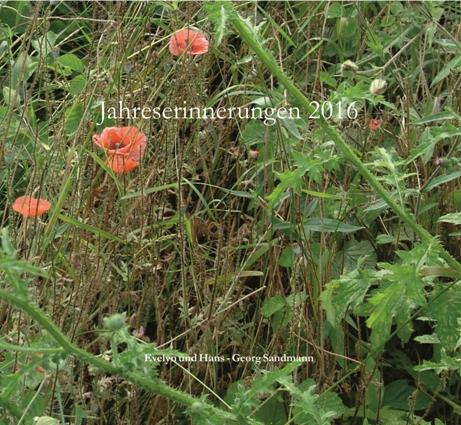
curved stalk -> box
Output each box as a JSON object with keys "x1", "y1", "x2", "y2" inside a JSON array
[{"x1": 0, "y1": 290, "x2": 241, "y2": 423}]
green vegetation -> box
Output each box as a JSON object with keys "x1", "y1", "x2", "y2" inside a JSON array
[{"x1": 1, "y1": 1, "x2": 461, "y2": 424}]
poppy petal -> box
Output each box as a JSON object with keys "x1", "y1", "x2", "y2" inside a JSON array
[
  {"x1": 169, "y1": 29, "x2": 209, "y2": 56},
  {"x1": 13, "y1": 196, "x2": 51, "y2": 218},
  {"x1": 108, "y1": 155, "x2": 140, "y2": 174}
]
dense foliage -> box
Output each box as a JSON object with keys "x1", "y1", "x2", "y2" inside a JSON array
[{"x1": 0, "y1": 1, "x2": 460, "y2": 424}]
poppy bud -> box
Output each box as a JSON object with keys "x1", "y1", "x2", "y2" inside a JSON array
[
  {"x1": 103, "y1": 313, "x2": 126, "y2": 331},
  {"x1": 249, "y1": 149, "x2": 259, "y2": 159},
  {"x1": 370, "y1": 78, "x2": 387, "y2": 96},
  {"x1": 434, "y1": 157, "x2": 444, "y2": 167},
  {"x1": 190, "y1": 401, "x2": 205, "y2": 413},
  {"x1": 341, "y1": 60, "x2": 359, "y2": 75},
  {"x1": 368, "y1": 119, "x2": 381, "y2": 131}
]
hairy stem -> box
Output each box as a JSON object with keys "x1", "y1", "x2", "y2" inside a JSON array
[{"x1": 0, "y1": 290, "x2": 241, "y2": 423}]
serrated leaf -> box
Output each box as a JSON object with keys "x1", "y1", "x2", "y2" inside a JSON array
[
  {"x1": 426, "y1": 285, "x2": 461, "y2": 351},
  {"x1": 408, "y1": 124, "x2": 461, "y2": 164},
  {"x1": 249, "y1": 362, "x2": 300, "y2": 396},
  {"x1": 205, "y1": 1, "x2": 232, "y2": 47},
  {"x1": 415, "y1": 350, "x2": 461, "y2": 374},
  {"x1": 438, "y1": 212, "x2": 461, "y2": 225},
  {"x1": 367, "y1": 262, "x2": 426, "y2": 349},
  {"x1": 321, "y1": 268, "x2": 374, "y2": 327}
]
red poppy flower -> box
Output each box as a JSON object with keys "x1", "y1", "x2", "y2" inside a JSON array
[
  {"x1": 93, "y1": 126, "x2": 147, "y2": 174},
  {"x1": 368, "y1": 119, "x2": 381, "y2": 131},
  {"x1": 169, "y1": 29, "x2": 209, "y2": 56},
  {"x1": 13, "y1": 196, "x2": 51, "y2": 218}
]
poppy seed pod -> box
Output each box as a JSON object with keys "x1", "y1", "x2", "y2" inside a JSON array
[
  {"x1": 370, "y1": 78, "x2": 387, "y2": 96},
  {"x1": 103, "y1": 313, "x2": 127, "y2": 331},
  {"x1": 341, "y1": 60, "x2": 359, "y2": 75}
]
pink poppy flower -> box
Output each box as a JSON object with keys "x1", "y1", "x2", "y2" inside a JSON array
[
  {"x1": 368, "y1": 119, "x2": 381, "y2": 131},
  {"x1": 93, "y1": 126, "x2": 147, "y2": 174},
  {"x1": 13, "y1": 196, "x2": 51, "y2": 218},
  {"x1": 169, "y1": 29, "x2": 209, "y2": 56}
]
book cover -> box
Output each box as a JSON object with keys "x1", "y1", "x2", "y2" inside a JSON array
[{"x1": 0, "y1": 1, "x2": 460, "y2": 424}]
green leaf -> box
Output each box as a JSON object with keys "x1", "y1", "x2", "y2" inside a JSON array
[
  {"x1": 333, "y1": 240, "x2": 376, "y2": 275},
  {"x1": 412, "y1": 110, "x2": 458, "y2": 125},
  {"x1": 279, "y1": 246, "x2": 294, "y2": 268},
  {"x1": 319, "y1": 71, "x2": 337, "y2": 88},
  {"x1": 205, "y1": 270, "x2": 263, "y2": 285},
  {"x1": 205, "y1": 1, "x2": 232, "y2": 47},
  {"x1": 382, "y1": 379, "x2": 431, "y2": 411},
  {"x1": 415, "y1": 349, "x2": 461, "y2": 374},
  {"x1": 3, "y1": 86, "x2": 20, "y2": 107},
  {"x1": 408, "y1": 124, "x2": 461, "y2": 164},
  {"x1": 431, "y1": 56, "x2": 461, "y2": 87},
  {"x1": 32, "y1": 31, "x2": 58, "y2": 57},
  {"x1": 267, "y1": 168, "x2": 307, "y2": 208},
  {"x1": 426, "y1": 285, "x2": 461, "y2": 351},
  {"x1": 291, "y1": 384, "x2": 339, "y2": 425},
  {"x1": 57, "y1": 214, "x2": 125, "y2": 244},
  {"x1": 64, "y1": 103, "x2": 84, "y2": 134},
  {"x1": 438, "y1": 212, "x2": 461, "y2": 225},
  {"x1": 0, "y1": 258, "x2": 48, "y2": 278},
  {"x1": 254, "y1": 395, "x2": 287, "y2": 425},
  {"x1": 249, "y1": 362, "x2": 300, "y2": 396},
  {"x1": 1, "y1": 227, "x2": 16, "y2": 257},
  {"x1": 261, "y1": 295, "x2": 286, "y2": 318},
  {"x1": 424, "y1": 171, "x2": 461, "y2": 192},
  {"x1": 55, "y1": 53, "x2": 84, "y2": 73},
  {"x1": 321, "y1": 268, "x2": 374, "y2": 327},
  {"x1": 69, "y1": 75, "x2": 87, "y2": 96},
  {"x1": 121, "y1": 183, "x2": 177, "y2": 200},
  {"x1": 10, "y1": 52, "x2": 35, "y2": 89},
  {"x1": 367, "y1": 262, "x2": 426, "y2": 349},
  {"x1": 304, "y1": 218, "x2": 363, "y2": 233}
]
